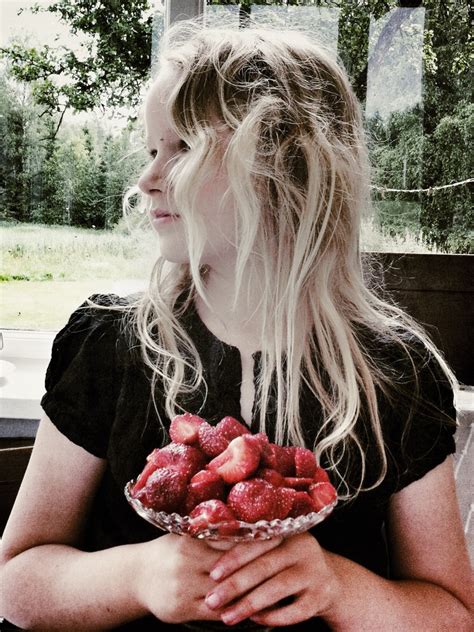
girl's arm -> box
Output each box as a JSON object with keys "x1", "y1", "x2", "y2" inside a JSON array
[
  {"x1": 205, "y1": 457, "x2": 473, "y2": 630},
  {"x1": 0, "y1": 415, "x2": 222, "y2": 631}
]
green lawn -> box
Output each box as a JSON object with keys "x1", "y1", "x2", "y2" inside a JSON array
[
  {"x1": 0, "y1": 279, "x2": 146, "y2": 330},
  {"x1": 1, "y1": 222, "x2": 154, "y2": 329}
]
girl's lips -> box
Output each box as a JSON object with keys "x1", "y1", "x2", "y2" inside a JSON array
[
  {"x1": 151, "y1": 209, "x2": 180, "y2": 220},
  {"x1": 150, "y1": 209, "x2": 181, "y2": 226}
]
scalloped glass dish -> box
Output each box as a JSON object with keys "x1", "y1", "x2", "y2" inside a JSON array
[{"x1": 124, "y1": 481, "x2": 337, "y2": 541}]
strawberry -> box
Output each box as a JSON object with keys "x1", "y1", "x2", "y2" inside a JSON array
[
  {"x1": 207, "y1": 435, "x2": 262, "y2": 483},
  {"x1": 169, "y1": 412, "x2": 206, "y2": 445},
  {"x1": 274, "y1": 486, "x2": 297, "y2": 519},
  {"x1": 283, "y1": 476, "x2": 314, "y2": 490},
  {"x1": 313, "y1": 466, "x2": 331, "y2": 484},
  {"x1": 130, "y1": 459, "x2": 160, "y2": 497},
  {"x1": 198, "y1": 422, "x2": 230, "y2": 457},
  {"x1": 256, "y1": 468, "x2": 285, "y2": 487},
  {"x1": 308, "y1": 481, "x2": 337, "y2": 512},
  {"x1": 184, "y1": 470, "x2": 225, "y2": 514},
  {"x1": 188, "y1": 499, "x2": 239, "y2": 536},
  {"x1": 227, "y1": 479, "x2": 278, "y2": 522},
  {"x1": 141, "y1": 466, "x2": 187, "y2": 513},
  {"x1": 218, "y1": 416, "x2": 250, "y2": 441},
  {"x1": 294, "y1": 447, "x2": 317, "y2": 478},
  {"x1": 198, "y1": 417, "x2": 250, "y2": 457},
  {"x1": 260, "y1": 443, "x2": 278, "y2": 469},
  {"x1": 246, "y1": 432, "x2": 269, "y2": 450},
  {"x1": 151, "y1": 443, "x2": 207, "y2": 480},
  {"x1": 272, "y1": 446, "x2": 296, "y2": 476},
  {"x1": 289, "y1": 491, "x2": 316, "y2": 517}
]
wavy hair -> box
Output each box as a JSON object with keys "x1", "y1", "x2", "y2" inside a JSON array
[{"x1": 121, "y1": 19, "x2": 456, "y2": 498}]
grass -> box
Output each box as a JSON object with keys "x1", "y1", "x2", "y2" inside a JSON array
[
  {"x1": 1, "y1": 220, "x2": 440, "y2": 330},
  {"x1": 0, "y1": 222, "x2": 157, "y2": 282}
]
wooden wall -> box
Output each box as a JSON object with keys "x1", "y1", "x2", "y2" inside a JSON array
[{"x1": 373, "y1": 253, "x2": 473, "y2": 386}]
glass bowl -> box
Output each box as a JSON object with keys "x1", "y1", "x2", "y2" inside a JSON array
[{"x1": 124, "y1": 481, "x2": 337, "y2": 542}]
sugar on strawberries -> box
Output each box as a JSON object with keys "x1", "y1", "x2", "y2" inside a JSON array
[{"x1": 130, "y1": 411, "x2": 337, "y2": 532}]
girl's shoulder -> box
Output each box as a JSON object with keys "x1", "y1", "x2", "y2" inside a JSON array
[{"x1": 49, "y1": 293, "x2": 141, "y2": 377}]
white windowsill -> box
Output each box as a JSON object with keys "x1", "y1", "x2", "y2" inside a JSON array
[{"x1": 0, "y1": 329, "x2": 56, "y2": 427}]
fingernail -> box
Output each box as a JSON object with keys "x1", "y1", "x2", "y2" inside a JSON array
[
  {"x1": 222, "y1": 611, "x2": 238, "y2": 625},
  {"x1": 206, "y1": 593, "x2": 221, "y2": 608},
  {"x1": 210, "y1": 567, "x2": 223, "y2": 580}
]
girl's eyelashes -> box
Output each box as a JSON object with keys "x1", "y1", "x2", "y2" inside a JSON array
[
  {"x1": 179, "y1": 139, "x2": 191, "y2": 152},
  {"x1": 146, "y1": 140, "x2": 190, "y2": 160}
]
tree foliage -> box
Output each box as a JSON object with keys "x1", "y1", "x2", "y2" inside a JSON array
[{"x1": 0, "y1": 66, "x2": 145, "y2": 228}]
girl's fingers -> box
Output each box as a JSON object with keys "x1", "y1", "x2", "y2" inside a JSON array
[
  {"x1": 250, "y1": 594, "x2": 311, "y2": 627},
  {"x1": 217, "y1": 568, "x2": 302, "y2": 626},
  {"x1": 209, "y1": 537, "x2": 283, "y2": 581},
  {"x1": 206, "y1": 549, "x2": 293, "y2": 610}
]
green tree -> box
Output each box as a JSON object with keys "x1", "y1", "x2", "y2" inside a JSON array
[{"x1": 1, "y1": 0, "x2": 154, "y2": 134}]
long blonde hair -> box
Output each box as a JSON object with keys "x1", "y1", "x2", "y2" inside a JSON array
[{"x1": 122, "y1": 19, "x2": 456, "y2": 498}]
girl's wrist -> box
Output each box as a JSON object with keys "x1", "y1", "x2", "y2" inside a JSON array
[
  {"x1": 315, "y1": 550, "x2": 348, "y2": 624},
  {"x1": 130, "y1": 539, "x2": 162, "y2": 613}
]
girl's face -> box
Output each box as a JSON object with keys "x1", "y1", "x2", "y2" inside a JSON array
[{"x1": 138, "y1": 68, "x2": 237, "y2": 270}]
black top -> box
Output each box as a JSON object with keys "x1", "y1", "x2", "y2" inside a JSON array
[{"x1": 40, "y1": 294, "x2": 457, "y2": 632}]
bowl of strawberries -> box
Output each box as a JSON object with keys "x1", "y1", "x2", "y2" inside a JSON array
[{"x1": 125, "y1": 413, "x2": 337, "y2": 541}]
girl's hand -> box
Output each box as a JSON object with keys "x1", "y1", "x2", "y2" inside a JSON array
[
  {"x1": 135, "y1": 533, "x2": 225, "y2": 624},
  {"x1": 205, "y1": 533, "x2": 341, "y2": 627}
]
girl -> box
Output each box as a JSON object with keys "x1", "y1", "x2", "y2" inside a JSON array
[{"x1": 1, "y1": 20, "x2": 472, "y2": 632}]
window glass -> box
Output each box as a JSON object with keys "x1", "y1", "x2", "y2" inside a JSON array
[
  {"x1": 365, "y1": 7, "x2": 425, "y2": 251},
  {"x1": 1, "y1": 1, "x2": 471, "y2": 332},
  {"x1": 1, "y1": 0, "x2": 157, "y2": 331}
]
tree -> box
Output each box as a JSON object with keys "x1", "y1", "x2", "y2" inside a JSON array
[{"x1": 1, "y1": 0, "x2": 154, "y2": 138}]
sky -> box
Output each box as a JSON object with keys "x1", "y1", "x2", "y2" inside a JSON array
[{"x1": 0, "y1": 0, "x2": 81, "y2": 48}]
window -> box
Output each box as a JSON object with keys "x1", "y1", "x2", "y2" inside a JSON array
[{"x1": 1, "y1": 0, "x2": 471, "y2": 335}]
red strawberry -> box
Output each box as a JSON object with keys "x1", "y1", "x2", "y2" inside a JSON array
[
  {"x1": 274, "y1": 487, "x2": 297, "y2": 519},
  {"x1": 207, "y1": 435, "x2": 262, "y2": 483},
  {"x1": 283, "y1": 476, "x2": 314, "y2": 490},
  {"x1": 260, "y1": 443, "x2": 278, "y2": 469},
  {"x1": 188, "y1": 499, "x2": 239, "y2": 536},
  {"x1": 313, "y1": 466, "x2": 330, "y2": 484},
  {"x1": 227, "y1": 479, "x2": 278, "y2": 522},
  {"x1": 256, "y1": 468, "x2": 285, "y2": 487},
  {"x1": 198, "y1": 422, "x2": 229, "y2": 457},
  {"x1": 141, "y1": 466, "x2": 187, "y2": 513},
  {"x1": 198, "y1": 417, "x2": 250, "y2": 457},
  {"x1": 246, "y1": 432, "x2": 269, "y2": 450},
  {"x1": 308, "y1": 482, "x2": 337, "y2": 512},
  {"x1": 218, "y1": 416, "x2": 250, "y2": 440},
  {"x1": 151, "y1": 443, "x2": 207, "y2": 480},
  {"x1": 273, "y1": 446, "x2": 296, "y2": 476},
  {"x1": 131, "y1": 459, "x2": 160, "y2": 497},
  {"x1": 169, "y1": 412, "x2": 206, "y2": 445},
  {"x1": 289, "y1": 491, "x2": 316, "y2": 517},
  {"x1": 294, "y1": 447, "x2": 317, "y2": 478},
  {"x1": 184, "y1": 470, "x2": 225, "y2": 514}
]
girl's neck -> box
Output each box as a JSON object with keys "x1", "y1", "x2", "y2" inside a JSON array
[{"x1": 195, "y1": 265, "x2": 264, "y2": 354}]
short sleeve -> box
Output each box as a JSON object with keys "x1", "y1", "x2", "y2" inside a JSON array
[
  {"x1": 385, "y1": 339, "x2": 457, "y2": 492},
  {"x1": 40, "y1": 294, "x2": 127, "y2": 458}
]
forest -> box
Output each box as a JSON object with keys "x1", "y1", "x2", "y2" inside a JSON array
[{"x1": 0, "y1": 0, "x2": 472, "y2": 253}]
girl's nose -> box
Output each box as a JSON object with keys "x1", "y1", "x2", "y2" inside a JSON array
[{"x1": 137, "y1": 157, "x2": 167, "y2": 196}]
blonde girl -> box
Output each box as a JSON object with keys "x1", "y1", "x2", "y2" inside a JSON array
[{"x1": 1, "y1": 20, "x2": 472, "y2": 631}]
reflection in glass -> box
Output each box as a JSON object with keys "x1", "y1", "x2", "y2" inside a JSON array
[
  {"x1": 365, "y1": 8, "x2": 425, "y2": 249},
  {"x1": 252, "y1": 4, "x2": 339, "y2": 57}
]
